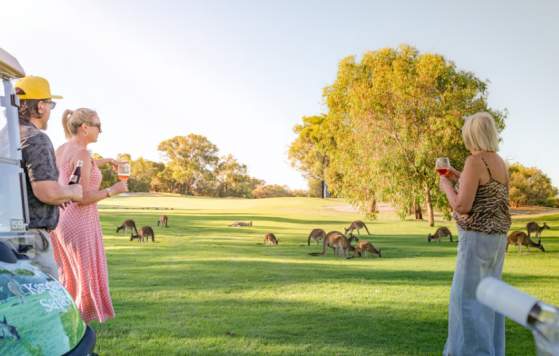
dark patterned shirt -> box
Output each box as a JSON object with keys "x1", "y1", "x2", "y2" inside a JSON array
[{"x1": 20, "y1": 123, "x2": 59, "y2": 230}]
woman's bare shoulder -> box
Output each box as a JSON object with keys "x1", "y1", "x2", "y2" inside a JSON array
[
  {"x1": 464, "y1": 155, "x2": 485, "y2": 171},
  {"x1": 56, "y1": 143, "x2": 90, "y2": 164}
]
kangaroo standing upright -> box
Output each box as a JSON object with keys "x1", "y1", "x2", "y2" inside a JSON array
[
  {"x1": 507, "y1": 231, "x2": 545, "y2": 253},
  {"x1": 344, "y1": 220, "x2": 370, "y2": 235},
  {"x1": 428, "y1": 227, "x2": 453, "y2": 243},
  {"x1": 264, "y1": 233, "x2": 278, "y2": 246},
  {"x1": 116, "y1": 219, "x2": 138, "y2": 235},
  {"x1": 526, "y1": 221, "x2": 550, "y2": 242},
  {"x1": 307, "y1": 228, "x2": 326, "y2": 246},
  {"x1": 157, "y1": 215, "x2": 169, "y2": 227}
]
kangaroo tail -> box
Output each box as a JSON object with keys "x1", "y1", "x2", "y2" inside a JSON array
[
  {"x1": 364, "y1": 224, "x2": 370, "y2": 235},
  {"x1": 307, "y1": 232, "x2": 313, "y2": 246}
]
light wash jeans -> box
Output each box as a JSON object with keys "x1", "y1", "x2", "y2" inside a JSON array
[{"x1": 443, "y1": 229, "x2": 508, "y2": 356}]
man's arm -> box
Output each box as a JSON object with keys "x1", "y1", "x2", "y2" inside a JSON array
[
  {"x1": 31, "y1": 181, "x2": 82, "y2": 205},
  {"x1": 22, "y1": 131, "x2": 82, "y2": 205}
]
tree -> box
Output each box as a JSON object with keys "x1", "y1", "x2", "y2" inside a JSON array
[
  {"x1": 93, "y1": 153, "x2": 118, "y2": 189},
  {"x1": 128, "y1": 157, "x2": 164, "y2": 192},
  {"x1": 293, "y1": 45, "x2": 506, "y2": 225},
  {"x1": 252, "y1": 184, "x2": 293, "y2": 199},
  {"x1": 307, "y1": 178, "x2": 323, "y2": 198},
  {"x1": 288, "y1": 115, "x2": 331, "y2": 198},
  {"x1": 509, "y1": 163, "x2": 558, "y2": 207},
  {"x1": 157, "y1": 134, "x2": 219, "y2": 195},
  {"x1": 214, "y1": 154, "x2": 262, "y2": 197}
]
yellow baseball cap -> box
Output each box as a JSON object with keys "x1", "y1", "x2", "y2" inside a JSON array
[{"x1": 15, "y1": 75, "x2": 63, "y2": 100}]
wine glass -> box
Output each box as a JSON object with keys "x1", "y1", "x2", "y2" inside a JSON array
[
  {"x1": 436, "y1": 157, "x2": 450, "y2": 176},
  {"x1": 117, "y1": 162, "x2": 130, "y2": 182}
]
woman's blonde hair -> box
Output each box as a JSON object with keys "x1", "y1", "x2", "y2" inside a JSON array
[
  {"x1": 461, "y1": 112, "x2": 499, "y2": 152},
  {"x1": 62, "y1": 108, "x2": 98, "y2": 139}
]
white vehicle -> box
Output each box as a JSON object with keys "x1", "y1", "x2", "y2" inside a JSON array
[{"x1": 0, "y1": 48, "x2": 96, "y2": 355}]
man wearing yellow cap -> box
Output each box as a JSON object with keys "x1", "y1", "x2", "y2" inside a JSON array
[{"x1": 16, "y1": 75, "x2": 82, "y2": 278}]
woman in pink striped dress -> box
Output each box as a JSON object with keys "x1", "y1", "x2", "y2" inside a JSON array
[{"x1": 51, "y1": 108, "x2": 127, "y2": 323}]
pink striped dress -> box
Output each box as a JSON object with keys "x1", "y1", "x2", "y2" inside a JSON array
[{"x1": 51, "y1": 158, "x2": 115, "y2": 323}]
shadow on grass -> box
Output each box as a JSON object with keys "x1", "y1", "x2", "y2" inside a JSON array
[
  {"x1": 97, "y1": 285, "x2": 535, "y2": 356},
  {"x1": 108, "y1": 257, "x2": 559, "y2": 293}
]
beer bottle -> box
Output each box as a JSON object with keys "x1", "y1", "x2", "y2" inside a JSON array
[{"x1": 68, "y1": 160, "x2": 84, "y2": 185}]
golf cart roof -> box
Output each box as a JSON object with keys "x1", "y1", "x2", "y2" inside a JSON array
[{"x1": 0, "y1": 48, "x2": 25, "y2": 79}]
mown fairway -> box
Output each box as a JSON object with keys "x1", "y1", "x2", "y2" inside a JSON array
[{"x1": 92, "y1": 195, "x2": 559, "y2": 355}]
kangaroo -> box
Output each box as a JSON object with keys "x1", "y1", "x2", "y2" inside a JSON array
[
  {"x1": 507, "y1": 231, "x2": 545, "y2": 253},
  {"x1": 526, "y1": 222, "x2": 550, "y2": 242},
  {"x1": 131, "y1": 226, "x2": 155, "y2": 242},
  {"x1": 309, "y1": 231, "x2": 351, "y2": 257},
  {"x1": 157, "y1": 215, "x2": 169, "y2": 227},
  {"x1": 354, "y1": 240, "x2": 382, "y2": 258},
  {"x1": 307, "y1": 228, "x2": 326, "y2": 246},
  {"x1": 0, "y1": 316, "x2": 20, "y2": 340},
  {"x1": 229, "y1": 221, "x2": 253, "y2": 227},
  {"x1": 264, "y1": 233, "x2": 278, "y2": 246},
  {"x1": 427, "y1": 227, "x2": 453, "y2": 243},
  {"x1": 344, "y1": 220, "x2": 370, "y2": 235},
  {"x1": 116, "y1": 219, "x2": 138, "y2": 235}
]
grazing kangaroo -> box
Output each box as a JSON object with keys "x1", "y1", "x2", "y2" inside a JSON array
[
  {"x1": 157, "y1": 215, "x2": 169, "y2": 227},
  {"x1": 307, "y1": 228, "x2": 326, "y2": 246},
  {"x1": 427, "y1": 227, "x2": 453, "y2": 243},
  {"x1": 309, "y1": 231, "x2": 351, "y2": 257},
  {"x1": 354, "y1": 240, "x2": 382, "y2": 258},
  {"x1": 507, "y1": 231, "x2": 545, "y2": 253},
  {"x1": 229, "y1": 221, "x2": 253, "y2": 227},
  {"x1": 116, "y1": 219, "x2": 138, "y2": 235},
  {"x1": 526, "y1": 222, "x2": 550, "y2": 242},
  {"x1": 344, "y1": 220, "x2": 370, "y2": 235},
  {"x1": 264, "y1": 233, "x2": 278, "y2": 246},
  {"x1": 131, "y1": 226, "x2": 155, "y2": 242}
]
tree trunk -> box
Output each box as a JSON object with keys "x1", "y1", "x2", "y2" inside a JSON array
[
  {"x1": 367, "y1": 199, "x2": 377, "y2": 214},
  {"x1": 414, "y1": 200, "x2": 423, "y2": 220},
  {"x1": 425, "y1": 187, "x2": 434, "y2": 227}
]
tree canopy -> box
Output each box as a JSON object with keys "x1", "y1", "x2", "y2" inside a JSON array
[
  {"x1": 290, "y1": 45, "x2": 507, "y2": 224},
  {"x1": 509, "y1": 163, "x2": 558, "y2": 207}
]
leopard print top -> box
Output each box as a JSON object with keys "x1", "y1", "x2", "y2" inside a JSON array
[{"x1": 454, "y1": 158, "x2": 511, "y2": 235}]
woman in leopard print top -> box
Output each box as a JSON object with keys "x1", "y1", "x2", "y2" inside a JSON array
[{"x1": 439, "y1": 112, "x2": 511, "y2": 356}]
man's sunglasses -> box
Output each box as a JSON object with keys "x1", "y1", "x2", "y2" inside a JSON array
[{"x1": 43, "y1": 100, "x2": 56, "y2": 110}]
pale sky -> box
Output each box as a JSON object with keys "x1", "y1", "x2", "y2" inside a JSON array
[{"x1": 1, "y1": 0, "x2": 558, "y2": 189}]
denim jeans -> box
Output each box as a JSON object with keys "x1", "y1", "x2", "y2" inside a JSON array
[{"x1": 443, "y1": 229, "x2": 508, "y2": 356}]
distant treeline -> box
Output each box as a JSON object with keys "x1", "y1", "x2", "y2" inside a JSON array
[{"x1": 95, "y1": 133, "x2": 309, "y2": 199}]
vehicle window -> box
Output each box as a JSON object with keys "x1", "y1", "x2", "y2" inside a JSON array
[{"x1": 0, "y1": 83, "x2": 15, "y2": 159}]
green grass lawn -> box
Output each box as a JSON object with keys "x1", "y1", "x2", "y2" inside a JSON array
[{"x1": 91, "y1": 195, "x2": 559, "y2": 355}]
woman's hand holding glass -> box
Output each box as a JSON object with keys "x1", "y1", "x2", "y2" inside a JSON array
[
  {"x1": 110, "y1": 181, "x2": 128, "y2": 195},
  {"x1": 436, "y1": 157, "x2": 461, "y2": 183}
]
